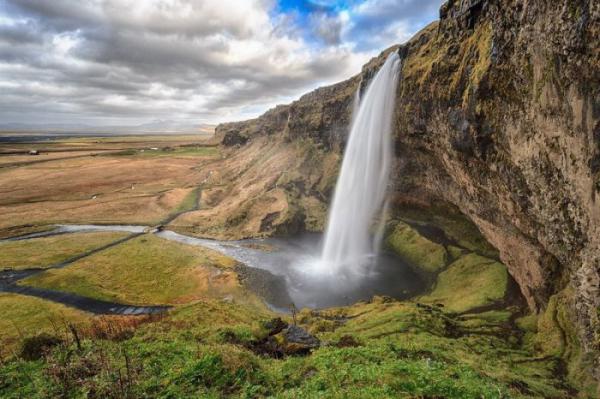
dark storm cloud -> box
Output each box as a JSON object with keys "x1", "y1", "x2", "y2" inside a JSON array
[{"x1": 0, "y1": 0, "x2": 442, "y2": 126}]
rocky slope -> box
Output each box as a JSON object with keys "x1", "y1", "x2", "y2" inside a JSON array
[{"x1": 188, "y1": 0, "x2": 599, "y2": 390}]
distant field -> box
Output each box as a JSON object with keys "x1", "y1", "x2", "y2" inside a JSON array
[
  {"x1": 111, "y1": 146, "x2": 219, "y2": 158},
  {"x1": 0, "y1": 134, "x2": 223, "y2": 232},
  {"x1": 55, "y1": 134, "x2": 215, "y2": 143},
  {"x1": 0, "y1": 150, "x2": 114, "y2": 166}
]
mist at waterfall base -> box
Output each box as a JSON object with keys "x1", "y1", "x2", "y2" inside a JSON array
[
  {"x1": 252, "y1": 52, "x2": 423, "y2": 309},
  {"x1": 252, "y1": 234, "x2": 425, "y2": 310}
]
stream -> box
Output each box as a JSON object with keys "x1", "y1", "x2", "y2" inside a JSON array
[{"x1": 1, "y1": 224, "x2": 425, "y2": 314}]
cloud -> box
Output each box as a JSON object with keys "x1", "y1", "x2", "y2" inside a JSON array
[
  {"x1": 344, "y1": 0, "x2": 443, "y2": 50},
  {"x1": 309, "y1": 11, "x2": 344, "y2": 45},
  {"x1": 0, "y1": 0, "x2": 442, "y2": 127}
]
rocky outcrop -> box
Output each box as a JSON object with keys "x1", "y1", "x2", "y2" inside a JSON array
[
  {"x1": 393, "y1": 1, "x2": 599, "y2": 385},
  {"x1": 212, "y1": 0, "x2": 599, "y2": 388}
]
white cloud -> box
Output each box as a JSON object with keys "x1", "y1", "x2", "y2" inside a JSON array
[{"x1": 0, "y1": 0, "x2": 441, "y2": 127}]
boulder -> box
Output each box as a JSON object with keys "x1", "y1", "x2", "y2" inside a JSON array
[{"x1": 279, "y1": 325, "x2": 320, "y2": 355}]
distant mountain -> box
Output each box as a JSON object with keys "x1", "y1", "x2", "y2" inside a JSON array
[{"x1": 0, "y1": 120, "x2": 215, "y2": 135}]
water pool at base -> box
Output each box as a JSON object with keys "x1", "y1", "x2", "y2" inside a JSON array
[{"x1": 157, "y1": 231, "x2": 426, "y2": 310}]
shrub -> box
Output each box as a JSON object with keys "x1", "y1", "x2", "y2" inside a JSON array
[{"x1": 19, "y1": 334, "x2": 62, "y2": 361}]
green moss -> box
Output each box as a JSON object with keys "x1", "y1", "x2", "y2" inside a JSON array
[
  {"x1": 447, "y1": 245, "x2": 464, "y2": 261},
  {"x1": 459, "y1": 310, "x2": 513, "y2": 326},
  {"x1": 419, "y1": 253, "x2": 508, "y2": 313},
  {"x1": 402, "y1": 24, "x2": 448, "y2": 88},
  {"x1": 516, "y1": 314, "x2": 539, "y2": 333},
  {"x1": 386, "y1": 221, "x2": 448, "y2": 275},
  {"x1": 395, "y1": 203, "x2": 499, "y2": 259},
  {"x1": 535, "y1": 289, "x2": 598, "y2": 395},
  {"x1": 463, "y1": 22, "x2": 493, "y2": 105}
]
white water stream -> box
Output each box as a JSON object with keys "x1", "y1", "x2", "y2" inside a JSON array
[{"x1": 316, "y1": 52, "x2": 401, "y2": 277}]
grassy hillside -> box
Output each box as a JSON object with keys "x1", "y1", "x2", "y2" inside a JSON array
[{"x1": 0, "y1": 297, "x2": 574, "y2": 398}]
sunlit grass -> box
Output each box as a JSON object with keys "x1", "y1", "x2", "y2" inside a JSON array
[
  {"x1": 0, "y1": 293, "x2": 90, "y2": 356},
  {"x1": 0, "y1": 231, "x2": 129, "y2": 270},
  {"x1": 20, "y1": 234, "x2": 239, "y2": 305}
]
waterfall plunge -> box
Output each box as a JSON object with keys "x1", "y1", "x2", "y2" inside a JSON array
[{"x1": 317, "y1": 52, "x2": 401, "y2": 277}]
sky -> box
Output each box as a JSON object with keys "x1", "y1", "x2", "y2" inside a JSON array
[{"x1": 0, "y1": 0, "x2": 443, "y2": 129}]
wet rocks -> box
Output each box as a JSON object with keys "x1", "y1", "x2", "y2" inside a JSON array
[
  {"x1": 261, "y1": 317, "x2": 287, "y2": 336},
  {"x1": 250, "y1": 318, "x2": 320, "y2": 357},
  {"x1": 280, "y1": 325, "x2": 320, "y2": 355}
]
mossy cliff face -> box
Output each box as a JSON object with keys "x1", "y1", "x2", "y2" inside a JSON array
[
  {"x1": 392, "y1": 0, "x2": 599, "y2": 382},
  {"x1": 214, "y1": 0, "x2": 599, "y2": 383}
]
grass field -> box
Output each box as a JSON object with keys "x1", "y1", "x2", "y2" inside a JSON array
[
  {"x1": 124, "y1": 146, "x2": 219, "y2": 158},
  {"x1": 21, "y1": 234, "x2": 246, "y2": 306},
  {"x1": 0, "y1": 297, "x2": 572, "y2": 398},
  {"x1": 0, "y1": 134, "x2": 221, "y2": 232},
  {"x1": 0, "y1": 231, "x2": 129, "y2": 270},
  {"x1": 0, "y1": 293, "x2": 90, "y2": 356}
]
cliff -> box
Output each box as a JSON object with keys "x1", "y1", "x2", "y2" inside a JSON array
[{"x1": 193, "y1": 0, "x2": 599, "y2": 389}]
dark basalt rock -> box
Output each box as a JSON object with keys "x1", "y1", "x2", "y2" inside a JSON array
[
  {"x1": 261, "y1": 317, "x2": 288, "y2": 336},
  {"x1": 221, "y1": 130, "x2": 248, "y2": 146},
  {"x1": 280, "y1": 325, "x2": 320, "y2": 355},
  {"x1": 249, "y1": 321, "x2": 319, "y2": 358}
]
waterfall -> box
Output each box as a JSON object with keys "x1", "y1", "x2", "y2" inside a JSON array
[{"x1": 317, "y1": 52, "x2": 401, "y2": 276}]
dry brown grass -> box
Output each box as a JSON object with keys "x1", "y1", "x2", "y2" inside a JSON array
[
  {"x1": 0, "y1": 134, "x2": 329, "y2": 240},
  {"x1": 169, "y1": 136, "x2": 331, "y2": 239},
  {"x1": 0, "y1": 154, "x2": 212, "y2": 229},
  {"x1": 0, "y1": 151, "x2": 114, "y2": 166},
  {"x1": 77, "y1": 314, "x2": 164, "y2": 341}
]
